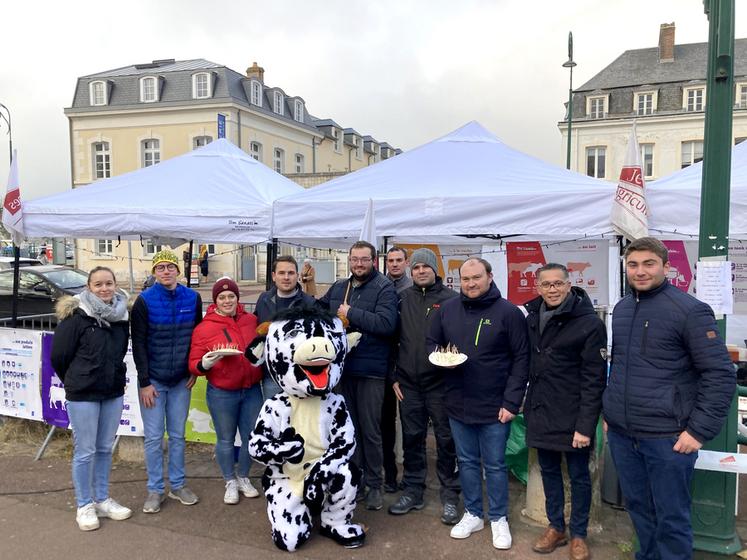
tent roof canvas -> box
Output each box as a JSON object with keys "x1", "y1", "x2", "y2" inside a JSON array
[
  {"x1": 23, "y1": 138, "x2": 303, "y2": 244},
  {"x1": 645, "y1": 140, "x2": 747, "y2": 237},
  {"x1": 273, "y1": 121, "x2": 616, "y2": 243}
]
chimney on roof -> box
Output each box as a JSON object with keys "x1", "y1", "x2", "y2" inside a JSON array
[
  {"x1": 658, "y1": 22, "x2": 675, "y2": 63},
  {"x1": 246, "y1": 61, "x2": 264, "y2": 83}
]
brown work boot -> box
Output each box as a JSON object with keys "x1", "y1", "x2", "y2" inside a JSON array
[
  {"x1": 569, "y1": 537, "x2": 590, "y2": 560},
  {"x1": 532, "y1": 526, "x2": 568, "y2": 553}
]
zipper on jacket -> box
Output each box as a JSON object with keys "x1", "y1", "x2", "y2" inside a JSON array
[
  {"x1": 623, "y1": 298, "x2": 640, "y2": 432},
  {"x1": 474, "y1": 318, "x2": 484, "y2": 347},
  {"x1": 641, "y1": 321, "x2": 649, "y2": 355},
  {"x1": 422, "y1": 287, "x2": 429, "y2": 317}
]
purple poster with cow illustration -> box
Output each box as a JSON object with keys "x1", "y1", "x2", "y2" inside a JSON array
[{"x1": 41, "y1": 332, "x2": 69, "y2": 428}]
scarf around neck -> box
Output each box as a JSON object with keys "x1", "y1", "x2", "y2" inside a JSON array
[{"x1": 77, "y1": 289, "x2": 129, "y2": 328}]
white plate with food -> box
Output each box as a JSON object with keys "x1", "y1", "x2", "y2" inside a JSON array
[
  {"x1": 428, "y1": 345, "x2": 468, "y2": 368},
  {"x1": 208, "y1": 347, "x2": 243, "y2": 357}
]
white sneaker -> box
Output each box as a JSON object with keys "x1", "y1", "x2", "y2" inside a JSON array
[
  {"x1": 76, "y1": 503, "x2": 100, "y2": 531},
  {"x1": 491, "y1": 517, "x2": 512, "y2": 549},
  {"x1": 450, "y1": 511, "x2": 484, "y2": 539},
  {"x1": 224, "y1": 479, "x2": 239, "y2": 504},
  {"x1": 237, "y1": 476, "x2": 259, "y2": 498},
  {"x1": 94, "y1": 497, "x2": 132, "y2": 520}
]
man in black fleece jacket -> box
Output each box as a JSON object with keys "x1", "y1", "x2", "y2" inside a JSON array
[
  {"x1": 388, "y1": 248, "x2": 461, "y2": 524},
  {"x1": 428, "y1": 257, "x2": 529, "y2": 551}
]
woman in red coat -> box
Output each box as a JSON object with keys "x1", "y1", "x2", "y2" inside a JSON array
[{"x1": 189, "y1": 277, "x2": 263, "y2": 504}]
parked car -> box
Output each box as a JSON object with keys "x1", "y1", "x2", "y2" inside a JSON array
[
  {"x1": 0, "y1": 257, "x2": 44, "y2": 270},
  {"x1": 0, "y1": 265, "x2": 129, "y2": 320}
]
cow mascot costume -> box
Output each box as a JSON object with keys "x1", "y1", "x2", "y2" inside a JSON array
[{"x1": 247, "y1": 306, "x2": 365, "y2": 551}]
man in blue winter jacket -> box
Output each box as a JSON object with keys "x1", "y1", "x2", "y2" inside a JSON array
[
  {"x1": 603, "y1": 237, "x2": 735, "y2": 560},
  {"x1": 132, "y1": 250, "x2": 203, "y2": 514},
  {"x1": 427, "y1": 257, "x2": 529, "y2": 551},
  {"x1": 318, "y1": 240, "x2": 398, "y2": 511}
]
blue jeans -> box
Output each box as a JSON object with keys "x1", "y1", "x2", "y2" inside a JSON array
[
  {"x1": 67, "y1": 397, "x2": 123, "y2": 507},
  {"x1": 536, "y1": 448, "x2": 592, "y2": 538},
  {"x1": 449, "y1": 418, "x2": 511, "y2": 521},
  {"x1": 261, "y1": 373, "x2": 281, "y2": 401},
  {"x1": 206, "y1": 383, "x2": 263, "y2": 480},
  {"x1": 607, "y1": 430, "x2": 698, "y2": 560},
  {"x1": 140, "y1": 379, "x2": 192, "y2": 494}
]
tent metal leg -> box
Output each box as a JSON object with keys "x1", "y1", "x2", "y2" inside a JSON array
[
  {"x1": 34, "y1": 426, "x2": 56, "y2": 461},
  {"x1": 127, "y1": 241, "x2": 135, "y2": 294}
]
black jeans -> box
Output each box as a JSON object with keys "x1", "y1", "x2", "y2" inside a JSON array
[
  {"x1": 340, "y1": 376, "x2": 385, "y2": 490},
  {"x1": 536, "y1": 447, "x2": 592, "y2": 538},
  {"x1": 381, "y1": 381, "x2": 399, "y2": 485},
  {"x1": 399, "y1": 383, "x2": 460, "y2": 504}
]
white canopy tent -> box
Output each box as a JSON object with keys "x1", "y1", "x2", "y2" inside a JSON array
[
  {"x1": 273, "y1": 121, "x2": 616, "y2": 247},
  {"x1": 646, "y1": 139, "x2": 747, "y2": 237},
  {"x1": 23, "y1": 138, "x2": 303, "y2": 244}
]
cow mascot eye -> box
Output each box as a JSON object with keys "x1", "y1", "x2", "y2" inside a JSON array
[{"x1": 247, "y1": 306, "x2": 365, "y2": 551}]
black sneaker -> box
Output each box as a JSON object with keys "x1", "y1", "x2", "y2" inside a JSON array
[
  {"x1": 441, "y1": 502, "x2": 459, "y2": 525},
  {"x1": 365, "y1": 488, "x2": 383, "y2": 511},
  {"x1": 319, "y1": 525, "x2": 366, "y2": 549},
  {"x1": 388, "y1": 494, "x2": 425, "y2": 515}
]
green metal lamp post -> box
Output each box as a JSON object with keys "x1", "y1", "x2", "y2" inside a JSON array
[
  {"x1": 691, "y1": 0, "x2": 740, "y2": 554},
  {"x1": 563, "y1": 32, "x2": 576, "y2": 170}
]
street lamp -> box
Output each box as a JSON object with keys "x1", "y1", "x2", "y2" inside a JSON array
[
  {"x1": 0, "y1": 102, "x2": 11, "y2": 165},
  {"x1": 563, "y1": 32, "x2": 576, "y2": 170}
]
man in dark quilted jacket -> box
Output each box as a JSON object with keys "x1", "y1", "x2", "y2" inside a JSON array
[{"x1": 603, "y1": 237, "x2": 735, "y2": 560}]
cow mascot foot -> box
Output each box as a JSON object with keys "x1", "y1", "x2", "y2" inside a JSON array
[{"x1": 247, "y1": 306, "x2": 366, "y2": 552}]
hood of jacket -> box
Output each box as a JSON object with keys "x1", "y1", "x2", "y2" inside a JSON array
[
  {"x1": 460, "y1": 281, "x2": 502, "y2": 309},
  {"x1": 55, "y1": 295, "x2": 80, "y2": 321},
  {"x1": 202, "y1": 302, "x2": 250, "y2": 324}
]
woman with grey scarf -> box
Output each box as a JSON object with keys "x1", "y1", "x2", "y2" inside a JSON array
[{"x1": 51, "y1": 266, "x2": 132, "y2": 531}]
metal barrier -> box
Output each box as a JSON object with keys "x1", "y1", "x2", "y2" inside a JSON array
[{"x1": 0, "y1": 314, "x2": 56, "y2": 331}]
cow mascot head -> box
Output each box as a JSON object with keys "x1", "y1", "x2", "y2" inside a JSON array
[{"x1": 247, "y1": 306, "x2": 365, "y2": 551}]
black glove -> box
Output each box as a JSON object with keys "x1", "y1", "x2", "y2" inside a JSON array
[{"x1": 278, "y1": 427, "x2": 305, "y2": 464}]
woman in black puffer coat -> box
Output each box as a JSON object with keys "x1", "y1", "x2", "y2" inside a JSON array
[{"x1": 51, "y1": 266, "x2": 131, "y2": 532}]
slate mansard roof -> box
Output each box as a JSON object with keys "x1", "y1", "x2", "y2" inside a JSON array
[
  {"x1": 68, "y1": 58, "x2": 402, "y2": 152},
  {"x1": 577, "y1": 39, "x2": 747, "y2": 92},
  {"x1": 68, "y1": 58, "x2": 318, "y2": 133}
]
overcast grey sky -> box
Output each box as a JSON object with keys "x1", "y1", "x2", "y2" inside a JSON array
[{"x1": 0, "y1": 0, "x2": 744, "y2": 201}]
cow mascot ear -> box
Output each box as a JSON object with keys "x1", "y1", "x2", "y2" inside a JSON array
[{"x1": 245, "y1": 321, "x2": 270, "y2": 365}]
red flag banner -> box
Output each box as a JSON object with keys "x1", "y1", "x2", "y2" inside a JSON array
[
  {"x1": 610, "y1": 124, "x2": 649, "y2": 240},
  {"x1": 2, "y1": 150, "x2": 25, "y2": 246}
]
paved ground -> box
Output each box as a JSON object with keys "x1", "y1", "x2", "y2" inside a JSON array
[
  {"x1": 6, "y1": 421, "x2": 741, "y2": 560},
  {"x1": 0, "y1": 423, "x2": 645, "y2": 560}
]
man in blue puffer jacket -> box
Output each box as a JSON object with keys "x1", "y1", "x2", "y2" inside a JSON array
[
  {"x1": 132, "y1": 250, "x2": 203, "y2": 514},
  {"x1": 603, "y1": 237, "x2": 735, "y2": 560},
  {"x1": 318, "y1": 240, "x2": 398, "y2": 511}
]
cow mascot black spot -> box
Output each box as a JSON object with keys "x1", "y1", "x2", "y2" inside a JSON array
[{"x1": 247, "y1": 306, "x2": 365, "y2": 551}]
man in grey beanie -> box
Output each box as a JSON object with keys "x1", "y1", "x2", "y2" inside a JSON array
[{"x1": 388, "y1": 248, "x2": 461, "y2": 524}]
